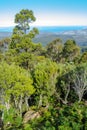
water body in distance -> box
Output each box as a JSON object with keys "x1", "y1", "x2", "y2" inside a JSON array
[{"x1": 0, "y1": 26, "x2": 86, "y2": 33}]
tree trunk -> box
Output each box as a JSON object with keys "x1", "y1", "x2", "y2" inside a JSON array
[
  {"x1": 38, "y1": 94, "x2": 42, "y2": 108},
  {"x1": 64, "y1": 85, "x2": 70, "y2": 104},
  {"x1": 19, "y1": 95, "x2": 23, "y2": 116},
  {"x1": 25, "y1": 97, "x2": 29, "y2": 111}
]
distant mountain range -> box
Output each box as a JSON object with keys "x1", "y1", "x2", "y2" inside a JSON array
[
  {"x1": 33, "y1": 28, "x2": 87, "y2": 46},
  {"x1": 0, "y1": 26, "x2": 87, "y2": 46},
  {"x1": 0, "y1": 32, "x2": 11, "y2": 39}
]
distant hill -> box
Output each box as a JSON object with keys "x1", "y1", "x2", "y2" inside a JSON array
[
  {"x1": 0, "y1": 32, "x2": 12, "y2": 39},
  {"x1": 33, "y1": 29, "x2": 87, "y2": 46},
  {"x1": 0, "y1": 28, "x2": 87, "y2": 47}
]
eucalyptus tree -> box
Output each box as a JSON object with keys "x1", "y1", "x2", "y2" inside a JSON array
[
  {"x1": 8, "y1": 9, "x2": 44, "y2": 70},
  {"x1": 0, "y1": 62, "x2": 35, "y2": 115},
  {"x1": 57, "y1": 63, "x2": 75, "y2": 104},
  {"x1": 72, "y1": 63, "x2": 87, "y2": 102},
  {"x1": 62, "y1": 40, "x2": 80, "y2": 62},
  {"x1": 33, "y1": 59, "x2": 58, "y2": 107},
  {"x1": 46, "y1": 38, "x2": 63, "y2": 62},
  {"x1": 15, "y1": 9, "x2": 36, "y2": 34}
]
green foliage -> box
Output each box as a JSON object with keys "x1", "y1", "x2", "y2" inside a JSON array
[
  {"x1": 80, "y1": 51, "x2": 87, "y2": 63},
  {"x1": 3, "y1": 107, "x2": 22, "y2": 130},
  {"x1": 33, "y1": 59, "x2": 58, "y2": 107},
  {"x1": 46, "y1": 38, "x2": 63, "y2": 62},
  {"x1": 57, "y1": 103, "x2": 86, "y2": 130},
  {"x1": 0, "y1": 62, "x2": 35, "y2": 115},
  {"x1": 24, "y1": 124, "x2": 33, "y2": 130},
  {"x1": 15, "y1": 9, "x2": 36, "y2": 34},
  {"x1": 57, "y1": 63, "x2": 76, "y2": 104},
  {"x1": 9, "y1": 26, "x2": 43, "y2": 70},
  {"x1": 62, "y1": 39, "x2": 80, "y2": 62},
  {"x1": 1, "y1": 8, "x2": 87, "y2": 130},
  {"x1": 23, "y1": 103, "x2": 87, "y2": 130}
]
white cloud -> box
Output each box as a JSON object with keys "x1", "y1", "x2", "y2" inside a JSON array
[
  {"x1": 0, "y1": 13, "x2": 15, "y2": 27},
  {"x1": 0, "y1": 13, "x2": 87, "y2": 27},
  {"x1": 32, "y1": 13, "x2": 87, "y2": 26}
]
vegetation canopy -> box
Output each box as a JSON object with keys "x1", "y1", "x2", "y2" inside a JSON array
[{"x1": 0, "y1": 9, "x2": 87, "y2": 130}]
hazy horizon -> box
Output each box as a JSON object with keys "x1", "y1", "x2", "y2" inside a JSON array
[
  {"x1": 0, "y1": 25, "x2": 87, "y2": 28},
  {"x1": 0, "y1": 26, "x2": 86, "y2": 34}
]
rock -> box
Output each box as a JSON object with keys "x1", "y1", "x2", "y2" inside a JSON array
[{"x1": 23, "y1": 110, "x2": 40, "y2": 124}]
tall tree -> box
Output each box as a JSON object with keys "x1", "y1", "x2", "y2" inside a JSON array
[
  {"x1": 62, "y1": 40, "x2": 80, "y2": 62},
  {"x1": 8, "y1": 9, "x2": 43, "y2": 70},
  {"x1": 46, "y1": 38, "x2": 63, "y2": 62},
  {"x1": 33, "y1": 59, "x2": 58, "y2": 107},
  {"x1": 72, "y1": 63, "x2": 87, "y2": 102},
  {"x1": 57, "y1": 63, "x2": 75, "y2": 104},
  {"x1": 15, "y1": 9, "x2": 36, "y2": 34},
  {"x1": 0, "y1": 62, "x2": 35, "y2": 114}
]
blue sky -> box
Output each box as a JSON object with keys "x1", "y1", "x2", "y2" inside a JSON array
[{"x1": 0, "y1": 0, "x2": 87, "y2": 27}]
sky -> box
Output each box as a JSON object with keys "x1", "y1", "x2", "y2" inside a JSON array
[{"x1": 0, "y1": 0, "x2": 87, "y2": 27}]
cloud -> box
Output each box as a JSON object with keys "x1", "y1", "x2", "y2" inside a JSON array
[
  {"x1": 32, "y1": 13, "x2": 87, "y2": 26},
  {"x1": 0, "y1": 12, "x2": 87, "y2": 27}
]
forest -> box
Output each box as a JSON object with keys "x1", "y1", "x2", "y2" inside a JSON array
[{"x1": 0, "y1": 9, "x2": 87, "y2": 130}]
